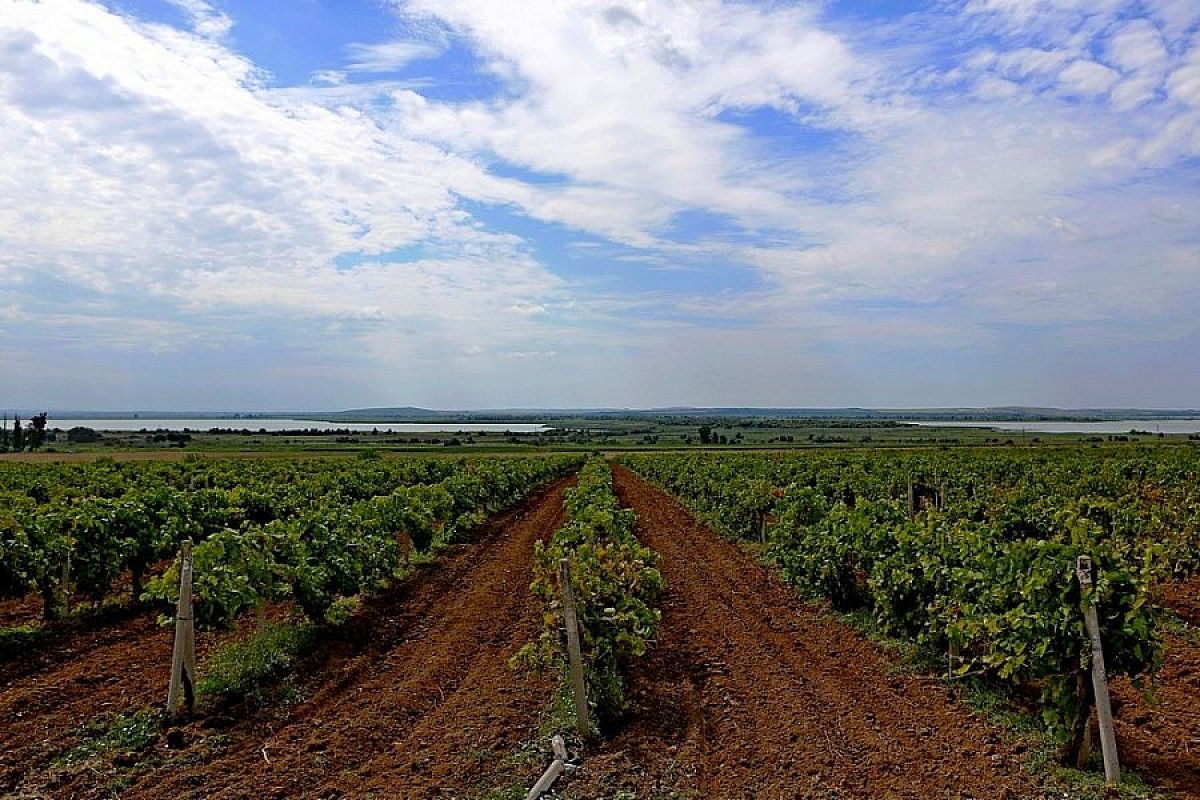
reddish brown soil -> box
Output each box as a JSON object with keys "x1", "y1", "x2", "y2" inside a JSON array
[
  {"x1": 1103, "y1": 573, "x2": 1200, "y2": 797},
  {"x1": 0, "y1": 593, "x2": 42, "y2": 628},
  {"x1": 10, "y1": 468, "x2": 1195, "y2": 800},
  {"x1": 1111, "y1": 631, "x2": 1200, "y2": 798},
  {"x1": 16, "y1": 476, "x2": 572, "y2": 800},
  {"x1": 1158, "y1": 575, "x2": 1200, "y2": 627},
  {"x1": 564, "y1": 466, "x2": 1037, "y2": 800},
  {"x1": 0, "y1": 598, "x2": 243, "y2": 793},
  {"x1": 0, "y1": 575, "x2": 158, "y2": 657}
]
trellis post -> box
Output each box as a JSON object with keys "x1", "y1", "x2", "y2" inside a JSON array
[
  {"x1": 1076, "y1": 555, "x2": 1120, "y2": 787},
  {"x1": 558, "y1": 558, "x2": 590, "y2": 739},
  {"x1": 166, "y1": 539, "x2": 197, "y2": 721}
]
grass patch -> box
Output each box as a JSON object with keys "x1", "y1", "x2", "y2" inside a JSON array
[
  {"x1": 0, "y1": 623, "x2": 48, "y2": 658},
  {"x1": 1161, "y1": 612, "x2": 1200, "y2": 645},
  {"x1": 476, "y1": 786, "x2": 529, "y2": 800},
  {"x1": 197, "y1": 620, "x2": 317, "y2": 705},
  {"x1": 958, "y1": 678, "x2": 1159, "y2": 799},
  {"x1": 55, "y1": 707, "x2": 162, "y2": 767}
]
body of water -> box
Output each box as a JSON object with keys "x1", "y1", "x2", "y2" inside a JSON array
[
  {"x1": 905, "y1": 419, "x2": 1200, "y2": 434},
  {"x1": 44, "y1": 418, "x2": 550, "y2": 434}
]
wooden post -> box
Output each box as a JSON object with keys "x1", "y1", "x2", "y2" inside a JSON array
[
  {"x1": 167, "y1": 539, "x2": 197, "y2": 721},
  {"x1": 1076, "y1": 556, "x2": 1120, "y2": 786},
  {"x1": 1065, "y1": 668, "x2": 1094, "y2": 768},
  {"x1": 524, "y1": 759, "x2": 566, "y2": 800},
  {"x1": 947, "y1": 640, "x2": 961, "y2": 677},
  {"x1": 551, "y1": 735, "x2": 568, "y2": 761},
  {"x1": 61, "y1": 549, "x2": 71, "y2": 617},
  {"x1": 558, "y1": 558, "x2": 590, "y2": 739},
  {"x1": 524, "y1": 736, "x2": 571, "y2": 800},
  {"x1": 907, "y1": 481, "x2": 915, "y2": 516}
]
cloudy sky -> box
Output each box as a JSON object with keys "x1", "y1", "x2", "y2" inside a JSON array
[{"x1": 1, "y1": 0, "x2": 1198, "y2": 410}]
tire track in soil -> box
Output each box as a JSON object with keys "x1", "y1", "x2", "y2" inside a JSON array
[
  {"x1": 37, "y1": 475, "x2": 573, "y2": 800},
  {"x1": 566, "y1": 465, "x2": 1035, "y2": 800}
]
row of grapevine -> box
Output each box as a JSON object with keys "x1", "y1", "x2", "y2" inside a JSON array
[
  {"x1": 521, "y1": 459, "x2": 664, "y2": 730},
  {"x1": 0, "y1": 455, "x2": 581, "y2": 624},
  {"x1": 623, "y1": 447, "x2": 1198, "y2": 751},
  {"x1": 0, "y1": 456, "x2": 457, "y2": 505}
]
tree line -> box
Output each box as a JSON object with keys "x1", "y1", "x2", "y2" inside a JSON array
[{"x1": 0, "y1": 413, "x2": 48, "y2": 452}]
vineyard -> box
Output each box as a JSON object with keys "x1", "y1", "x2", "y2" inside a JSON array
[
  {"x1": 622, "y1": 447, "x2": 1199, "y2": 755},
  {"x1": 0, "y1": 446, "x2": 1197, "y2": 798},
  {"x1": 0, "y1": 454, "x2": 580, "y2": 626}
]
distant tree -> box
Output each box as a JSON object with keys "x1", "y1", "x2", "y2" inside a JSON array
[
  {"x1": 11, "y1": 417, "x2": 23, "y2": 451},
  {"x1": 27, "y1": 413, "x2": 48, "y2": 450},
  {"x1": 67, "y1": 426, "x2": 102, "y2": 444},
  {"x1": 0, "y1": 414, "x2": 8, "y2": 452},
  {"x1": 698, "y1": 425, "x2": 712, "y2": 445}
]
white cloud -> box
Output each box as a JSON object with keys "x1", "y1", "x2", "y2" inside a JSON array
[
  {"x1": 1144, "y1": 0, "x2": 1200, "y2": 44},
  {"x1": 963, "y1": 0, "x2": 1128, "y2": 33},
  {"x1": 311, "y1": 69, "x2": 346, "y2": 86},
  {"x1": 2, "y1": 0, "x2": 1199, "y2": 407},
  {"x1": 0, "y1": 0, "x2": 575, "y2": 386},
  {"x1": 1056, "y1": 59, "x2": 1120, "y2": 95},
  {"x1": 1105, "y1": 20, "x2": 1168, "y2": 110},
  {"x1": 166, "y1": 0, "x2": 232, "y2": 39},
  {"x1": 994, "y1": 47, "x2": 1070, "y2": 79},
  {"x1": 1167, "y1": 37, "x2": 1200, "y2": 106},
  {"x1": 384, "y1": 0, "x2": 1199, "y2": 328},
  {"x1": 344, "y1": 40, "x2": 441, "y2": 72},
  {"x1": 389, "y1": 0, "x2": 889, "y2": 246}
]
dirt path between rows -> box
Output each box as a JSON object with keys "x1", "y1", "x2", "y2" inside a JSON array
[
  {"x1": 1110, "y1": 632, "x2": 1200, "y2": 798},
  {"x1": 13, "y1": 476, "x2": 573, "y2": 800},
  {"x1": 1158, "y1": 575, "x2": 1200, "y2": 627},
  {"x1": 1110, "y1": 575, "x2": 1200, "y2": 798},
  {"x1": 565, "y1": 466, "x2": 1036, "y2": 800}
]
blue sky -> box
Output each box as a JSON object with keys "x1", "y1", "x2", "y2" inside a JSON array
[{"x1": 1, "y1": 0, "x2": 1198, "y2": 410}]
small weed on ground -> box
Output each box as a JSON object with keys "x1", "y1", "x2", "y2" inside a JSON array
[
  {"x1": 475, "y1": 680, "x2": 579, "y2": 800},
  {"x1": 0, "y1": 624, "x2": 48, "y2": 658},
  {"x1": 54, "y1": 707, "x2": 162, "y2": 768},
  {"x1": 948, "y1": 664, "x2": 1159, "y2": 799},
  {"x1": 198, "y1": 620, "x2": 317, "y2": 706}
]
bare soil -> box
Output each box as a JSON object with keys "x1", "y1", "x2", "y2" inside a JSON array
[
  {"x1": 559, "y1": 466, "x2": 1036, "y2": 800},
  {"x1": 6, "y1": 477, "x2": 573, "y2": 800},
  {"x1": 1111, "y1": 631, "x2": 1200, "y2": 798},
  {"x1": 0, "y1": 593, "x2": 43, "y2": 628},
  {"x1": 1110, "y1": 573, "x2": 1200, "y2": 798},
  {"x1": 1158, "y1": 575, "x2": 1200, "y2": 627},
  {"x1": 0, "y1": 598, "x2": 243, "y2": 793}
]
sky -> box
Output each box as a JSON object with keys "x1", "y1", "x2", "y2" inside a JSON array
[{"x1": 1, "y1": 0, "x2": 1198, "y2": 411}]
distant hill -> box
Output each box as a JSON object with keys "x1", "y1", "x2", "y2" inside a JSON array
[
  {"x1": 25, "y1": 406, "x2": 1200, "y2": 423},
  {"x1": 314, "y1": 406, "x2": 1200, "y2": 423}
]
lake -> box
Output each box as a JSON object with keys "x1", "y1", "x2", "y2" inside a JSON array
[
  {"x1": 905, "y1": 420, "x2": 1200, "y2": 434},
  {"x1": 43, "y1": 418, "x2": 550, "y2": 434}
]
